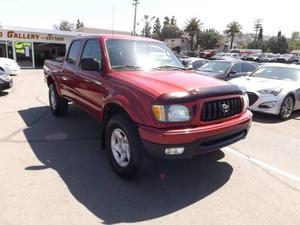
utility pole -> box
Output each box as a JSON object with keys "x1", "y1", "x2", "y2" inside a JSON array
[
  {"x1": 253, "y1": 19, "x2": 262, "y2": 49},
  {"x1": 132, "y1": 0, "x2": 139, "y2": 36},
  {"x1": 253, "y1": 19, "x2": 262, "y2": 42}
]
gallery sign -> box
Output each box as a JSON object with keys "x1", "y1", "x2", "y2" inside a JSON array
[{"x1": 0, "y1": 30, "x2": 66, "y2": 42}]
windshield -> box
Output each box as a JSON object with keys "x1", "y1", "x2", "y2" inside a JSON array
[
  {"x1": 106, "y1": 39, "x2": 184, "y2": 70},
  {"x1": 198, "y1": 61, "x2": 231, "y2": 73},
  {"x1": 251, "y1": 66, "x2": 300, "y2": 81}
]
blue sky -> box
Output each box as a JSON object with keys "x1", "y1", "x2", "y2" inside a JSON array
[{"x1": 1, "y1": 0, "x2": 299, "y2": 37}]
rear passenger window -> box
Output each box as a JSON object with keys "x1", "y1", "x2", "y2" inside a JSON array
[
  {"x1": 244, "y1": 63, "x2": 256, "y2": 72},
  {"x1": 67, "y1": 40, "x2": 82, "y2": 64}
]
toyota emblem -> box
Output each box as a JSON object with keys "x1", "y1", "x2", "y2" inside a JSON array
[{"x1": 222, "y1": 103, "x2": 230, "y2": 113}]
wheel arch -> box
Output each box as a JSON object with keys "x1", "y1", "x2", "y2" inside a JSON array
[{"x1": 101, "y1": 101, "x2": 137, "y2": 150}]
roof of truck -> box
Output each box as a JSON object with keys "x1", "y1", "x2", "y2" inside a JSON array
[{"x1": 74, "y1": 34, "x2": 162, "y2": 42}]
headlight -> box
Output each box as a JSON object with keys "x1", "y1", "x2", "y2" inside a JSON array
[
  {"x1": 152, "y1": 104, "x2": 191, "y2": 122},
  {"x1": 258, "y1": 88, "x2": 282, "y2": 96},
  {"x1": 242, "y1": 94, "x2": 249, "y2": 111}
]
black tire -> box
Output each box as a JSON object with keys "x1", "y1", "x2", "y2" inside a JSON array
[
  {"x1": 49, "y1": 83, "x2": 68, "y2": 117},
  {"x1": 105, "y1": 114, "x2": 143, "y2": 179},
  {"x1": 279, "y1": 95, "x2": 294, "y2": 120}
]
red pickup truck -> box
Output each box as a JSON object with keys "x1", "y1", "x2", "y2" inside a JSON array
[{"x1": 44, "y1": 35, "x2": 252, "y2": 178}]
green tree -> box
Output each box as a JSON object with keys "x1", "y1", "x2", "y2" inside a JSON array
[
  {"x1": 161, "y1": 16, "x2": 182, "y2": 40},
  {"x1": 163, "y1": 16, "x2": 170, "y2": 26},
  {"x1": 76, "y1": 19, "x2": 84, "y2": 30},
  {"x1": 277, "y1": 30, "x2": 282, "y2": 38},
  {"x1": 170, "y1": 16, "x2": 176, "y2": 26},
  {"x1": 142, "y1": 21, "x2": 151, "y2": 38},
  {"x1": 267, "y1": 36, "x2": 288, "y2": 53},
  {"x1": 224, "y1": 21, "x2": 243, "y2": 50},
  {"x1": 184, "y1": 18, "x2": 202, "y2": 51},
  {"x1": 197, "y1": 29, "x2": 223, "y2": 50},
  {"x1": 54, "y1": 20, "x2": 75, "y2": 31},
  {"x1": 291, "y1": 31, "x2": 300, "y2": 40},
  {"x1": 152, "y1": 18, "x2": 162, "y2": 40}
]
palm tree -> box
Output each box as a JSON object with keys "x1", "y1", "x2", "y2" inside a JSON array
[
  {"x1": 184, "y1": 18, "x2": 202, "y2": 51},
  {"x1": 224, "y1": 21, "x2": 242, "y2": 49}
]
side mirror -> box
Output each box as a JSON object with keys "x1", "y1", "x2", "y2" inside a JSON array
[
  {"x1": 228, "y1": 70, "x2": 237, "y2": 76},
  {"x1": 81, "y1": 58, "x2": 101, "y2": 71}
]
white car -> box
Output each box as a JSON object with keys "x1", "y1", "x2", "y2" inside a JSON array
[
  {"x1": 0, "y1": 57, "x2": 21, "y2": 75},
  {"x1": 229, "y1": 64, "x2": 300, "y2": 120}
]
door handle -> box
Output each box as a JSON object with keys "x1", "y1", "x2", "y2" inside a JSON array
[
  {"x1": 61, "y1": 76, "x2": 70, "y2": 81},
  {"x1": 93, "y1": 81, "x2": 102, "y2": 86}
]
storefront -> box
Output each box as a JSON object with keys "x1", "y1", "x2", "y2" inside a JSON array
[{"x1": 0, "y1": 26, "x2": 79, "y2": 68}]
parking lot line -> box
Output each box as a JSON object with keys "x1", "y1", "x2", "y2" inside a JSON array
[{"x1": 223, "y1": 147, "x2": 300, "y2": 184}]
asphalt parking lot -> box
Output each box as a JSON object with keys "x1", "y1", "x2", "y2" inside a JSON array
[{"x1": 0, "y1": 70, "x2": 300, "y2": 225}]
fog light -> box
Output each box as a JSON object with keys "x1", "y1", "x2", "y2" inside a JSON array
[
  {"x1": 259, "y1": 101, "x2": 276, "y2": 109},
  {"x1": 165, "y1": 147, "x2": 185, "y2": 155}
]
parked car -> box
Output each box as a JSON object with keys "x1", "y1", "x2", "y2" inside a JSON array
[
  {"x1": 44, "y1": 35, "x2": 252, "y2": 178},
  {"x1": 0, "y1": 70, "x2": 13, "y2": 92},
  {"x1": 288, "y1": 55, "x2": 300, "y2": 64},
  {"x1": 210, "y1": 53, "x2": 240, "y2": 60},
  {"x1": 259, "y1": 53, "x2": 275, "y2": 62},
  {"x1": 276, "y1": 54, "x2": 293, "y2": 63},
  {"x1": 200, "y1": 50, "x2": 218, "y2": 58},
  {"x1": 230, "y1": 64, "x2": 300, "y2": 119},
  {"x1": 196, "y1": 59, "x2": 258, "y2": 81},
  {"x1": 181, "y1": 57, "x2": 209, "y2": 70},
  {"x1": 245, "y1": 53, "x2": 261, "y2": 62},
  {"x1": 0, "y1": 57, "x2": 21, "y2": 75}
]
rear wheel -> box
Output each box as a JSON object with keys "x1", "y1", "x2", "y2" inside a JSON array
[
  {"x1": 105, "y1": 114, "x2": 143, "y2": 179},
  {"x1": 279, "y1": 95, "x2": 294, "y2": 120},
  {"x1": 49, "y1": 83, "x2": 68, "y2": 117}
]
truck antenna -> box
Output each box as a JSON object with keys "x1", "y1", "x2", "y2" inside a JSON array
[{"x1": 112, "y1": 5, "x2": 115, "y2": 37}]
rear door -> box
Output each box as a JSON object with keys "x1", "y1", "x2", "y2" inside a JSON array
[
  {"x1": 76, "y1": 39, "x2": 106, "y2": 116},
  {"x1": 59, "y1": 40, "x2": 83, "y2": 102}
]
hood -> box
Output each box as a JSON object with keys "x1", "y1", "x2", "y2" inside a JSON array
[
  {"x1": 229, "y1": 76, "x2": 294, "y2": 92},
  {"x1": 111, "y1": 70, "x2": 242, "y2": 102},
  {"x1": 0, "y1": 57, "x2": 17, "y2": 65},
  {"x1": 196, "y1": 71, "x2": 225, "y2": 77}
]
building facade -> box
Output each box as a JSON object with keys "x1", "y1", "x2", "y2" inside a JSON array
[{"x1": 0, "y1": 25, "x2": 130, "y2": 68}]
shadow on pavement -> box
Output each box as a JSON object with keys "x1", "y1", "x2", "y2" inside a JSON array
[
  {"x1": 19, "y1": 106, "x2": 233, "y2": 224},
  {"x1": 252, "y1": 110, "x2": 300, "y2": 123}
]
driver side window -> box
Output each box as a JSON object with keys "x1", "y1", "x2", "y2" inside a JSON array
[{"x1": 81, "y1": 40, "x2": 102, "y2": 65}]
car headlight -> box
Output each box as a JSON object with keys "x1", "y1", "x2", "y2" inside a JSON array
[
  {"x1": 258, "y1": 88, "x2": 282, "y2": 96},
  {"x1": 152, "y1": 104, "x2": 191, "y2": 122},
  {"x1": 242, "y1": 94, "x2": 249, "y2": 111}
]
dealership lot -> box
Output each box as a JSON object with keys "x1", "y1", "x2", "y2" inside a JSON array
[{"x1": 0, "y1": 70, "x2": 300, "y2": 225}]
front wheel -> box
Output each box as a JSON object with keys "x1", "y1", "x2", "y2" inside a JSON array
[
  {"x1": 279, "y1": 95, "x2": 294, "y2": 120},
  {"x1": 49, "y1": 84, "x2": 68, "y2": 117},
  {"x1": 105, "y1": 114, "x2": 143, "y2": 179}
]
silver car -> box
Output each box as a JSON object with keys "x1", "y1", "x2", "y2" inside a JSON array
[{"x1": 229, "y1": 64, "x2": 300, "y2": 119}]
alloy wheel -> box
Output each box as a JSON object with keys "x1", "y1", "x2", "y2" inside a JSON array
[{"x1": 111, "y1": 128, "x2": 131, "y2": 167}]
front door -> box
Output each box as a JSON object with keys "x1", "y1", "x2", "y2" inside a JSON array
[
  {"x1": 15, "y1": 42, "x2": 34, "y2": 68},
  {"x1": 77, "y1": 39, "x2": 105, "y2": 117}
]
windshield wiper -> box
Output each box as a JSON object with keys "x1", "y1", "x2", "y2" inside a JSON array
[
  {"x1": 112, "y1": 65, "x2": 142, "y2": 70},
  {"x1": 152, "y1": 65, "x2": 186, "y2": 70}
]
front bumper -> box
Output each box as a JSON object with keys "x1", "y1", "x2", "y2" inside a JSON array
[
  {"x1": 248, "y1": 94, "x2": 283, "y2": 115},
  {"x1": 139, "y1": 110, "x2": 252, "y2": 159},
  {"x1": 3, "y1": 66, "x2": 21, "y2": 75},
  {"x1": 0, "y1": 80, "x2": 13, "y2": 91}
]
